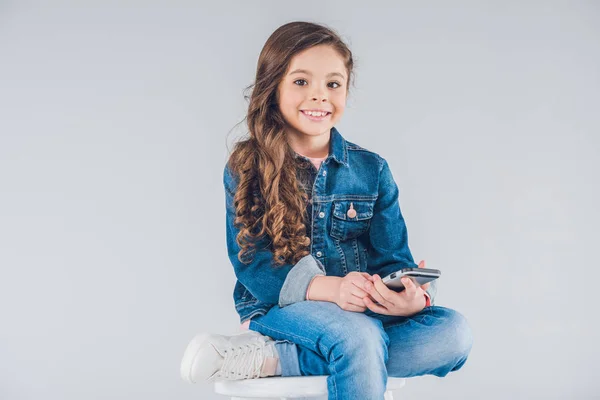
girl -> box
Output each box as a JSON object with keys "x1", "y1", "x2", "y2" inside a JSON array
[{"x1": 181, "y1": 21, "x2": 473, "y2": 399}]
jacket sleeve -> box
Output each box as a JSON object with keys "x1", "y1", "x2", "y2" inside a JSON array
[
  {"x1": 365, "y1": 157, "x2": 437, "y2": 305},
  {"x1": 224, "y1": 163, "x2": 325, "y2": 307}
]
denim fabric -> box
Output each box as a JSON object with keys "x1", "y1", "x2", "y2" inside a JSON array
[
  {"x1": 279, "y1": 254, "x2": 326, "y2": 307},
  {"x1": 224, "y1": 126, "x2": 438, "y2": 324},
  {"x1": 252, "y1": 302, "x2": 473, "y2": 399}
]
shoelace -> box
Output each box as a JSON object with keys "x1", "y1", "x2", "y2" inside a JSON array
[{"x1": 219, "y1": 337, "x2": 268, "y2": 380}]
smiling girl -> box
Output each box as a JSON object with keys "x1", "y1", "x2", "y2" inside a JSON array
[{"x1": 180, "y1": 21, "x2": 473, "y2": 398}]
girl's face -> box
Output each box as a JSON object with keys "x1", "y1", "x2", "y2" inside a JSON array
[{"x1": 277, "y1": 44, "x2": 348, "y2": 140}]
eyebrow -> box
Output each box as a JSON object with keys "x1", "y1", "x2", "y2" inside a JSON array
[{"x1": 288, "y1": 69, "x2": 346, "y2": 79}]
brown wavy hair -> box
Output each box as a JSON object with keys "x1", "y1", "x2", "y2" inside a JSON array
[{"x1": 226, "y1": 21, "x2": 355, "y2": 267}]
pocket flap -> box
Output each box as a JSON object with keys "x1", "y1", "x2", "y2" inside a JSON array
[{"x1": 332, "y1": 200, "x2": 374, "y2": 221}]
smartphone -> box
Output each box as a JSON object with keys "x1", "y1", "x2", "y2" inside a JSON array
[{"x1": 381, "y1": 267, "x2": 441, "y2": 292}]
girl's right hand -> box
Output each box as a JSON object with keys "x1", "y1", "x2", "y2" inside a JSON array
[{"x1": 334, "y1": 272, "x2": 376, "y2": 312}]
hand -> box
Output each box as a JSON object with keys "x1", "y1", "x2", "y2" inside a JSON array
[
  {"x1": 362, "y1": 260, "x2": 429, "y2": 317},
  {"x1": 334, "y1": 271, "x2": 378, "y2": 313}
]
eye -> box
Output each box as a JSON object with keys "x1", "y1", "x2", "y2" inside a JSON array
[{"x1": 293, "y1": 79, "x2": 342, "y2": 89}]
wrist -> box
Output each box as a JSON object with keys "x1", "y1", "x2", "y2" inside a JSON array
[
  {"x1": 305, "y1": 275, "x2": 340, "y2": 303},
  {"x1": 305, "y1": 275, "x2": 319, "y2": 300}
]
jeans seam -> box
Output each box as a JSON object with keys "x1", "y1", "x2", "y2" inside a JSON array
[{"x1": 236, "y1": 299, "x2": 258, "y2": 307}]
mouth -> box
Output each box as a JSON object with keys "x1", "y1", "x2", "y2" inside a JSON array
[{"x1": 300, "y1": 110, "x2": 332, "y2": 122}]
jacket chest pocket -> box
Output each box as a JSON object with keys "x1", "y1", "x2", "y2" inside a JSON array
[{"x1": 330, "y1": 199, "x2": 375, "y2": 241}]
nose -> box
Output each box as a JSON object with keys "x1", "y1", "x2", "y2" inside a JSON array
[
  {"x1": 311, "y1": 87, "x2": 328, "y2": 103},
  {"x1": 311, "y1": 95, "x2": 328, "y2": 103}
]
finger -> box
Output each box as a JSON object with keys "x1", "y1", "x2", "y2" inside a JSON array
[
  {"x1": 363, "y1": 296, "x2": 390, "y2": 315},
  {"x1": 352, "y1": 276, "x2": 372, "y2": 287},
  {"x1": 405, "y1": 278, "x2": 418, "y2": 297},
  {"x1": 421, "y1": 281, "x2": 430, "y2": 291},
  {"x1": 350, "y1": 286, "x2": 375, "y2": 302},
  {"x1": 363, "y1": 278, "x2": 389, "y2": 307},
  {"x1": 403, "y1": 277, "x2": 418, "y2": 298},
  {"x1": 418, "y1": 260, "x2": 425, "y2": 269},
  {"x1": 359, "y1": 272, "x2": 374, "y2": 282},
  {"x1": 351, "y1": 278, "x2": 372, "y2": 294},
  {"x1": 369, "y1": 275, "x2": 396, "y2": 308},
  {"x1": 343, "y1": 301, "x2": 367, "y2": 313},
  {"x1": 349, "y1": 294, "x2": 370, "y2": 307}
]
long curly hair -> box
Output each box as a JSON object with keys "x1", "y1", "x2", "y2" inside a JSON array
[{"x1": 227, "y1": 21, "x2": 355, "y2": 267}]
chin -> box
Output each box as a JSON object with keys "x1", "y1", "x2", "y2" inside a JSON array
[{"x1": 301, "y1": 126, "x2": 332, "y2": 136}]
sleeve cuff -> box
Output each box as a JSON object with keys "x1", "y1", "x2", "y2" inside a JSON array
[{"x1": 278, "y1": 254, "x2": 326, "y2": 308}]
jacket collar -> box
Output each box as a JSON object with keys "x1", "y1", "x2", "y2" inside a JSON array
[
  {"x1": 292, "y1": 126, "x2": 349, "y2": 167},
  {"x1": 328, "y1": 126, "x2": 349, "y2": 167}
]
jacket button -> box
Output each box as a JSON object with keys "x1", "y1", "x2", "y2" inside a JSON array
[
  {"x1": 316, "y1": 251, "x2": 322, "y2": 257},
  {"x1": 318, "y1": 212, "x2": 325, "y2": 218},
  {"x1": 347, "y1": 202, "x2": 357, "y2": 218}
]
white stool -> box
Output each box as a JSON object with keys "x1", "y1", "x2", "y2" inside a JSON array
[{"x1": 214, "y1": 375, "x2": 406, "y2": 399}]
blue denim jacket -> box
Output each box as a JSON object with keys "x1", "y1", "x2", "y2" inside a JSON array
[{"x1": 224, "y1": 126, "x2": 437, "y2": 324}]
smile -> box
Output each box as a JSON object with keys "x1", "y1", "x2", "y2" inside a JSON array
[{"x1": 300, "y1": 110, "x2": 332, "y2": 121}]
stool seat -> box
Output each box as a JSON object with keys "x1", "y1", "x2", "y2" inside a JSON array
[{"x1": 214, "y1": 375, "x2": 406, "y2": 399}]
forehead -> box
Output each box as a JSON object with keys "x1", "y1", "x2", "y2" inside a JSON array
[{"x1": 287, "y1": 45, "x2": 346, "y2": 77}]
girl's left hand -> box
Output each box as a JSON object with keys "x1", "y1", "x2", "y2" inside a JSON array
[{"x1": 361, "y1": 272, "x2": 426, "y2": 317}]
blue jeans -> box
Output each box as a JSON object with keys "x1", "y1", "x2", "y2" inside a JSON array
[{"x1": 249, "y1": 301, "x2": 473, "y2": 400}]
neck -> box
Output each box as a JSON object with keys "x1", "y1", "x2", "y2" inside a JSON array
[{"x1": 287, "y1": 128, "x2": 331, "y2": 158}]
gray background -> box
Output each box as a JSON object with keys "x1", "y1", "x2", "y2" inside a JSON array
[{"x1": 1, "y1": 1, "x2": 599, "y2": 399}]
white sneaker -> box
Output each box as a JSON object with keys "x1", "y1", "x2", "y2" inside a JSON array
[{"x1": 180, "y1": 330, "x2": 278, "y2": 383}]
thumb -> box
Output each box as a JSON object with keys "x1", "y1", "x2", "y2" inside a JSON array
[{"x1": 418, "y1": 260, "x2": 425, "y2": 269}]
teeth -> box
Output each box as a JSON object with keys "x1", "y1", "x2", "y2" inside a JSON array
[{"x1": 304, "y1": 111, "x2": 328, "y2": 117}]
